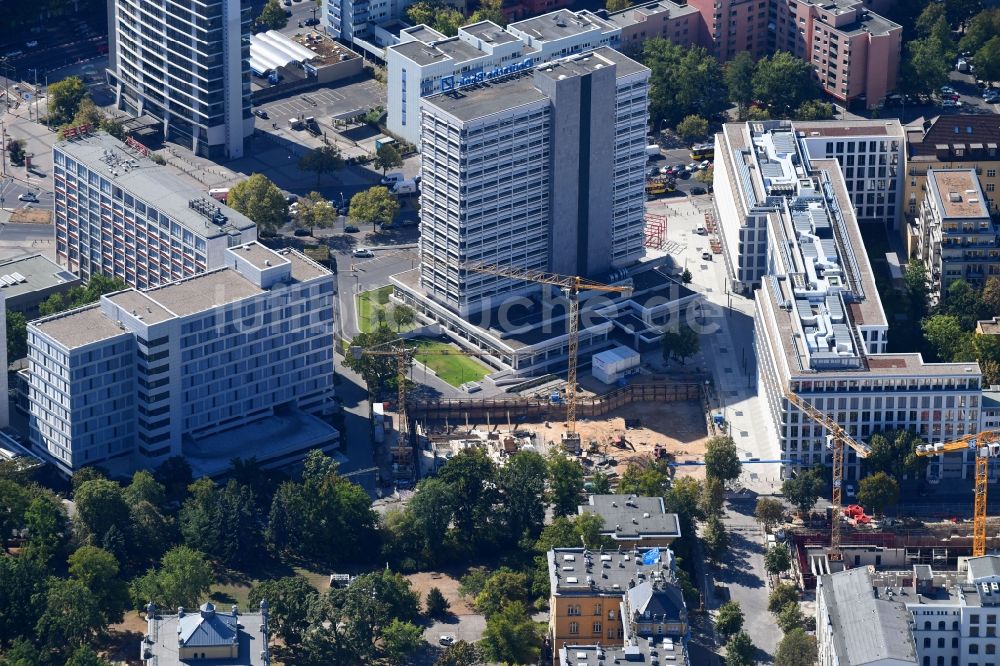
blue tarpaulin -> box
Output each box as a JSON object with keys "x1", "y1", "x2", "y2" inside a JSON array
[{"x1": 642, "y1": 547, "x2": 660, "y2": 565}]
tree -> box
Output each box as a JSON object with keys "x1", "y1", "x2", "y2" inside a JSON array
[
  {"x1": 124, "y1": 469, "x2": 166, "y2": 508},
  {"x1": 715, "y1": 600, "x2": 744, "y2": 637},
  {"x1": 752, "y1": 52, "x2": 817, "y2": 115},
  {"x1": 227, "y1": 174, "x2": 288, "y2": 236},
  {"x1": 865, "y1": 429, "x2": 925, "y2": 479},
  {"x1": 6, "y1": 310, "x2": 26, "y2": 361},
  {"x1": 330, "y1": 570, "x2": 420, "y2": 656},
  {"x1": 776, "y1": 602, "x2": 804, "y2": 633},
  {"x1": 754, "y1": 497, "x2": 785, "y2": 531},
  {"x1": 775, "y1": 628, "x2": 817, "y2": 666},
  {"x1": 22, "y1": 495, "x2": 68, "y2": 564},
  {"x1": 618, "y1": 461, "x2": 670, "y2": 497},
  {"x1": 642, "y1": 39, "x2": 729, "y2": 128},
  {"x1": 180, "y1": 478, "x2": 263, "y2": 568},
  {"x1": 405, "y1": 477, "x2": 455, "y2": 563},
  {"x1": 382, "y1": 619, "x2": 424, "y2": 665},
  {"x1": 497, "y1": 450, "x2": 547, "y2": 543},
  {"x1": 248, "y1": 577, "x2": 318, "y2": 644},
  {"x1": 299, "y1": 145, "x2": 344, "y2": 187},
  {"x1": 725, "y1": 52, "x2": 756, "y2": 120},
  {"x1": 425, "y1": 586, "x2": 450, "y2": 618},
  {"x1": 293, "y1": 191, "x2": 338, "y2": 236},
  {"x1": 858, "y1": 471, "x2": 900, "y2": 516},
  {"x1": 939, "y1": 279, "x2": 986, "y2": 330},
  {"x1": 589, "y1": 469, "x2": 612, "y2": 494},
  {"x1": 695, "y1": 166, "x2": 713, "y2": 184},
  {"x1": 945, "y1": 0, "x2": 983, "y2": 27},
  {"x1": 64, "y1": 646, "x2": 111, "y2": 666},
  {"x1": 0, "y1": 555, "x2": 48, "y2": 646},
  {"x1": 547, "y1": 450, "x2": 585, "y2": 517},
  {"x1": 667, "y1": 476, "x2": 705, "y2": 532},
  {"x1": 904, "y1": 259, "x2": 930, "y2": 320},
  {"x1": 68, "y1": 546, "x2": 129, "y2": 624},
  {"x1": 975, "y1": 36, "x2": 1000, "y2": 81},
  {"x1": 794, "y1": 100, "x2": 834, "y2": 120},
  {"x1": 700, "y1": 476, "x2": 725, "y2": 517},
  {"x1": 48, "y1": 76, "x2": 88, "y2": 125},
  {"x1": 374, "y1": 143, "x2": 404, "y2": 176},
  {"x1": 470, "y1": 0, "x2": 507, "y2": 25},
  {"x1": 343, "y1": 325, "x2": 403, "y2": 397},
  {"x1": 681, "y1": 269, "x2": 693, "y2": 284},
  {"x1": 349, "y1": 186, "x2": 400, "y2": 231},
  {"x1": 764, "y1": 545, "x2": 792, "y2": 576},
  {"x1": 154, "y1": 456, "x2": 193, "y2": 505},
  {"x1": 703, "y1": 514, "x2": 728, "y2": 561},
  {"x1": 768, "y1": 583, "x2": 799, "y2": 613},
  {"x1": 437, "y1": 449, "x2": 497, "y2": 551},
  {"x1": 960, "y1": 9, "x2": 1000, "y2": 53},
  {"x1": 35, "y1": 577, "x2": 105, "y2": 651},
  {"x1": 433, "y1": 8, "x2": 464, "y2": 37},
  {"x1": 662, "y1": 324, "x2": 699, "y2": 362},
  {"x1": 129, "y1": 546, "x2": 214, "y2": 610},
  {"x1": 405, "y1": 1, "x2": 437, "y2": 26},
  {"x1": 391, "y1": 304, "x2": 416, "y2": 332},
  {"x1": 258, "y1": 0, "x2": 288, "y2": 29},
  {"x1": 606, "y1": 0, "x2": 632, "y2": 11},
  {"x1": 705, "y1": 435, "x2": 742, "y2": 483},
  {"x1": 73, "y1": 479, "x2": 130, "y2": 552},
  {"x1": 435, "y1": 641, "x2": 483, "y2": 666},
  {"x1": 3, "y1": 638, "x2": 42, "y2": 666},
  {"x1": 982, "y1": 276, "x2": 1000, "y2": 316},
  {"x1": 474, "y1": 568, "x2": 531, "y2": 619},
  {"x1": 480, "y1": 601, "x2": 541, "y2": 666},
  {"x1": 574, "y1": 512, "x2": 609, "y2": 550},
  {"x1": 675, "y1": 114, "x2": 709, "y2": 143},
  {"x1": 781, "y1": 468, "x2": 824, "y2": 515},
  {"x1": 901, "y1": 35, "x2": 952, "y2": 95},
  {"x1": 6, "y1": 139, "x2": 26, "y2": 167},
  {"x1": 726, "y1": 631, "x2": 756, "y2": 666}
]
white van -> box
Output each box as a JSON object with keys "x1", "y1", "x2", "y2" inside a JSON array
[
  {"x1": 380, "y1": 171, "x2": 404, "y2": 186},
  {"x1": 646, "y1": 144, "x2": 661, "y2": 158}
]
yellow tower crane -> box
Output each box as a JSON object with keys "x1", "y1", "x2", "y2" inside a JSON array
[
  {"x1": 914, "y1": 433, "x2": 1000, "y2": 557},
  {"x1": 784, "y1": 391, "x2": 871, "y2": 558},
  {"x1": 461, "y1": 263, "x2": 634, "y2": 447},
  {"x1": 350, "y1": 341, "x2": 498, "y2": 477}
]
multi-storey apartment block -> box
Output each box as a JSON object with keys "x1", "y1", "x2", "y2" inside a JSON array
[
  {"x1": 385, "y1": 9, "x2": 619, "y2": 146},
  {"x1": 27, "y1": 242, "x2": 337, "y2": 477},
  {"x1": 916, "y1": 169, "x2": 998, "y2": 302},
  {"x1": 723, "y1": 121, "x2": 983, "y2": 481},
  {"x1": 411, "y1": 47, "x2": 648, "y2": 317},
  {"x1": 687, "y1": 0, "x2": 900, "y2": 107},
  {"x1": 106, "y1": 0, "x2": 253, "y2": 158},
  {"x1": 603, "y1": 1, "x2": 701, "y2": 54},
  {"x1": 905, "y1": 115, "x2": 1000, "y2": 232},
  {"x1": 53, "y1": 131, "x2": 256, "y2": 290},
  {"x1": 797, "y1": 119, "x2": 905, "y2": 229}
]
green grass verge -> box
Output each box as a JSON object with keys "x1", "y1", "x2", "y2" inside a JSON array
[
  {"x1": 411, "y1": 338, "x2": 491, "y2": 387},
  {"x1": 354, "y1": 285, "x2": 419, "y2": 334}
]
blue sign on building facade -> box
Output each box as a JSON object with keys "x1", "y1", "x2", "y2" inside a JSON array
[{"x1": 439, "y1": 58, "x2": 535, "y2": 93}]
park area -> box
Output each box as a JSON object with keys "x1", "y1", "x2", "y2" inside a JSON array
[
  {"x1": 356, "y1": 285, "x2": 419, "y2": 334},
  {"x1": 411, "y1": 337, "x2": 492, "y2": 387}
]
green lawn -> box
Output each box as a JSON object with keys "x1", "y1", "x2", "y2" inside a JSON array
[
  {"x1": 355, "y1": 285, "x2": 419, "y2": 334},
  {"x1": 411, "y1": 338, "x2": 492, "y2": 387}
]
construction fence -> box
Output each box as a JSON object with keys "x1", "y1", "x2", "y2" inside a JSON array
[{"x1": 409, "y1": 381, "x2": 703, "y2": 425}]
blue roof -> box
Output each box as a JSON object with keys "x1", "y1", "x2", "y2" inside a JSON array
[{"x1": 178, "y1": 603, "x2": 239, "y2": 648}]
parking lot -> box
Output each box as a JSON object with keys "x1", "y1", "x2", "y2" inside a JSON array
[{"x1": 257, "y1": 78, "x2": 386, "y2": 129}]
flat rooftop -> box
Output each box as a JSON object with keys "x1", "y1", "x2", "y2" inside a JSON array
[
  {"x1": 105, "y1": 290, "x2": 175, "y2": 324},
  {"x1": 462, "y1": 20, "x2": 519, "y2": 45},
  {"x1": 535, "y1": 46, "x2": 648, "y2": 79},
  {"x1": 422, "y1": 71, "x2": 548, "y2": 122},
  {"x1": 928, "y1": 169, "x2": 991, "y2": 219},
  {"x1": 288, "y1": 30, "x2": 359, "y2": 65},
  {"x1": 146, "y1": 269, "x2": 263, "y2": 317},
  {"x1": 231, "y1": 241, "x2": 291, "y2": 270},
  {"x1": 548, "y1": 547, "x2": 674, "y2": 595},
  {"x1": 55, "y1": 131, "x2": 255, "y2": 239},
  {"x1": 32, "y1": 304, "x2": 129, "y2": 350},
  {"x1": 402, "y1": 24, "x2": 447, "y2": 44},
  {"x1": 0, "y1": 254, "x2": 80, "y2": 301},
  {"x1": 579, "y1": 495, "x2": 681, "y2": 541},
  {"x1": 508, "y1": 9, "x2": 616, "y2": 42},
  {"x1": 605, "y1": 0, "x2": 698, "y2": 28},
  {"x1": 795, "y1": 119, "x2": 904, "y2": 138}
]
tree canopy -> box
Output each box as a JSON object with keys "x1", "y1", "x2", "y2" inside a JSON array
[
  {"x1": 258, "y1": 0, "x2": 288, "y2": 29},
  {"x1": 349, "y1": 186, "x2": 400, "y2": 230},
  {"x1": 781, "y1": 468, "x2": 824, "y2": 514},
  {"x1": 227, "y1": 174, "x2": 288, "y2": 236},
  {"x1": 752, "y1": 52, "x2": 818, "y2": 115},
  {"x1": 298, "y1": 145, "x2": 344, "y2": 186},
  {"x1": 641, "y1": 39, "x2": 728, "y2": 128}
]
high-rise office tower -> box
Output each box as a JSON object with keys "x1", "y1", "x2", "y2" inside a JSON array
[
  {"x1": 106, "y1": 0, "x2": 254, "y2": 159},
  {"x1": 415, "y1": 46, "x2": 649, "y2": 317}
]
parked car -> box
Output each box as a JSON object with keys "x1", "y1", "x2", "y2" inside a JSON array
[
  {"x1": 941, "y1": 99, "x2": 961, "y2": 108},
  {"x1": 344, "y1": 224, "x2": 360, "y2": 233},
  {"x1": 253, "y1": 109, "x2": 269, "y2": 119},
  {"x1": 695, "y1": 226, "x2": 707, "y2": 235},
  {"x1": 699, "y1": 160, "x2": 711, "y2": 170},
  {"x1": 941, "y1": 85, "x2": 957, "y2": 95},
  {"x1": 691, "y1": 186, "x2": 707, "y2": 195},
  {"x1": 353, "y1": 247, "x2": 374, "y2": 258},
  {"x1": 380, "y1": 171, "x2": 404, "y2": 186},
  {"x1": 305, "y1": 17, "x2": 320, "y2": 25},
  {"x1": 647, "y1": 167, "x2": 660, "y2": 178},
  {"x1": 285, "y1": 194, "x2": 298, "y2": 204},
  {"x1": 283, "y1": 0, "x2": 291, "y2": 5},
  {"x1": 701, "y1": 251, "x2": 712, "y2": 261},
  {"x1": 846, "y1": 483, "x2": 856, "y2": 498},
  {"x1": 17, "y1": 192, "x2": 38, "y2": 203},
  {"x1": 293, "y1": 228, "x2": 311, "y2": 237},
  {"x1": 439, "y1": 635, "x2": 455, "y2": 647}
]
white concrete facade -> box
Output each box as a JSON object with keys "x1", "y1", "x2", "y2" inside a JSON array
[
  {"x1": 386, "y1": 9, "x2": 620, "y2": 146},
  {"x1": 27, "y1": 242, "x2": 336, "y2": 476},
  {"x1": 53, "y1": 132, "x2": 256, "y2": 291}
]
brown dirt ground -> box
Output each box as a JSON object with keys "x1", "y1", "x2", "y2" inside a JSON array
[
  {"x1": 405, "y1": 571, "x2": 475, "y2": 615},
  {"x1": 8, "y1": 208, "x2": 51, "y2": 224},
  {"x1": 521, "y1": 400, "x2": 709, "y2": 480}
]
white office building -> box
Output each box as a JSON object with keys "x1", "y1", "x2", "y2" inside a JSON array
[
  {"x1": 106, "y1": 0, "x2": 254, "y2": 159},
  {"x1": 53, "y1": 130, "x2": 256, "y2": 290},
  {"x1": 386, "y1": 9, "x2": 620, "y2": 145},
  {"x1": 738, "y1": 121, "x2": 982, "y2": 481},
  {"x1": 27, "y1": 242, "x2": 337, "y2": 477}
]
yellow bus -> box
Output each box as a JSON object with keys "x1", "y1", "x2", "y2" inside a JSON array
[{"x1": 690, "y1": 143, "x2": 715, "y2": 160}]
